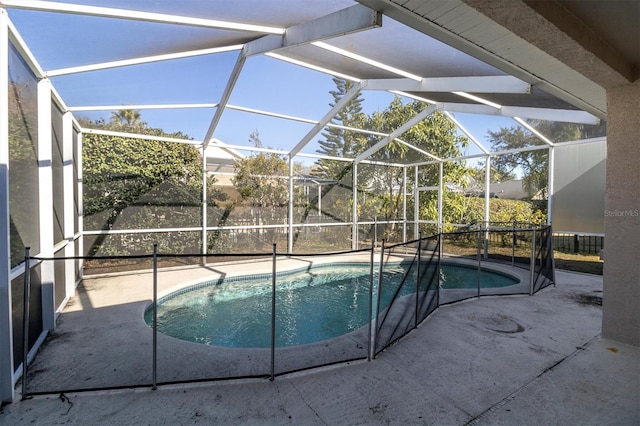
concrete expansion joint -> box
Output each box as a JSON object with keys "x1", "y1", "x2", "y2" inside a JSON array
[{"x1": 463, "y1": 333, "x2": 601, "y2": 425}]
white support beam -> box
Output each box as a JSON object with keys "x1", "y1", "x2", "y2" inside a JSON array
[
  {"x1": 547, "y1": 146, "x2": 555, "y2": 225},
  {"x1": 246, "y1": 4, "x2": 380, "y2": 56},
  {"x1": 443, "y1": 111, "x2": 489, "y2": 155},
  {"x1": 396, "y1": 139, "x2": 442, "y2": 162},
  {"x1": 0, "y1": 1, "x2": 285, "y2": 33},
  {"x1": 202, "y1": 48, "x2": 247, "y2": 149},
  {"x1": 227, "y1": 104, "x2": 316, "y2": 124},
  {"x1": 313, "y1": 41, "x2": 422, "y2": 81},
  {"x1": 265, "y1": 52, "x2": 361, "y2": 82},
  {"x1": 201, "y1": 149, "x2": 207, "y2": 257},
  {"x1": 452, "y1": 92, "x2": 502, "y2": 109},
  {"x1": 365, "y1": 76, "x2": 530, "y2": 93},
  {"x1": 37, "y1": 79, "x2": 55, "y2": 332},
  {"x1": 355, "y1": 0, "x2": 607, "y2": 119},
  {"x1": 438, "y1": 162, "x2": 443, "y2": 232},
  {"x1": 46, "y1": 45, "x2": 242, "y2": 77},
  {"x1": 76, "y1": 130, "x2": 84, "y2": 271},
  {"x1": 413, "y1": 165, "x2": 419, "y2": 239},
  {"x1": 402, "y1": 167, "x2": 407, "y2": 243},
  {"x1": 502, "y1": 106, "x2": 599, "y2": 124},
  {"x1": 411, "y1": 143, "x2": 552, "y2": 168},
  {"x1": 484, "y1": 156, "x2": 491, "y2": 226},
  {"x1": 352, "y1": 163, "x2": 358, "y2": 250},
  {"x1": 62, "y1": 112, "x2": 75, "y2": 304},
  {"x1": 288, "y1": 157, "x2": 294, "y2": 253},
  {"x1": 69, "y1": 103, "x2": 219, "y2": 112},
  {"x1": 81, "y1": 128, "x2": 202, "y2": 145},
  {"x1": 513, "y1": 117, "x2": 554, "y2": 146},
  {"x1": 437, "y1": 102, "x2": 600, "y2": 124},
  {"x1": 354, "y1": 104, "x2": 439, "y2": 164},
  {"x1": 289, "y1": 82, "x2": 363, "y2": 157},
  {"x1": 0, "y1": 8, "x2": 15, "y2": 404},
  {"x1": 7, "y1": 17, "x2": 44, "y2": 78}
]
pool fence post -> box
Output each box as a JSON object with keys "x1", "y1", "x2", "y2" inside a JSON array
[
  {"x1": 512, "y1": 221, "x2": 516, "y2": 267},
  {"x1": 367, "y1": 243, "x2": 375, "y2": 361},
  {"x1": 152, "y1": 244, "x2": 158, "y2": 390},
  {"x1": 21, "y1": 247, "x2": 31, "y2": 400},
  {"x1": 372, "y1": 239, "x2": 385, "y2": 359},
  {"x1": 550, "y1": 225, "x2": 557, "y2": 287},
  {"x1": 476, "y1": 228, "x2": 482, "y2": 299},
  {"x1": 529, "y1": 225, "x2": 536, "y2": 295},
  {"x1": 374, "y1": 216, "x2": 377, "y2": 249},
  {"x1": 415, "y1": 232, "x2": 421, "y2": 329},
  {"x1": 437, "y1": 233, "x2": 441, "y2": 307},
  {"x1": 270, "y1": 243, "x2": 276, "y2": 381}
]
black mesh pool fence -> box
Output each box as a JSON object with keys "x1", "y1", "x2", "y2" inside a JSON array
[
  {"x1": 18, "y1": 225, "x2": 554, "y2": 396},
  {"x1": 373, "y1": 235, "x2": 440, "y2": 356}
]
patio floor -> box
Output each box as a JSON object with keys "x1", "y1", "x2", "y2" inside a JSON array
[{"x1": 1, "y1": 268, "x2": 638, "y2": 425}]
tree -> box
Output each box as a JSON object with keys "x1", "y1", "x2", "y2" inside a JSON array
[
  {"x1": 315, "y1": 78, "x2": 368, "y2": 179},
  {"x1": 232, "y1": 131, "x2": 289, "y2": 226},
  {"x1": 81, "y1": 109, "x2": 225, "y2": 255},
  {"x1": 470, "y1": 164, "x2": 516, "y2": 186},
  {"x1": 110, "y1": 109, "x2": 146, "y2": 129},
  {"x1": 364, "y1": 98, "x2": 469, "y2": 230}
]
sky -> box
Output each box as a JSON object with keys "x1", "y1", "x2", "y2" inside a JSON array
[
  {"x1": 48, "y1": 51, "x2": 519, "y2": 165},
  {"x1": 7, "y1": 3, "x2": 525, "y2": 168}
]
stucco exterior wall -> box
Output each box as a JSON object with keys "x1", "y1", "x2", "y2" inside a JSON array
[{"x1": 602, "y1": 81, "x2": 640, "y2": 346}]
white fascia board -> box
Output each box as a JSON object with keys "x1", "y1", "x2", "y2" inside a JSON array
[
  {"x1": 356, "y1": 0, "x2": 607, "y2": 119},
  {"x1": 365, "y1": 76, "x2": 530, "y2": 93},
  {"x1": 289, "y1": 82, "x2": 363, "y2": 157},
  {"x1": 439, "y1": 102, "x2": 600, "y2": 124},
  {"x1": 46, "y1": 45, "x2": 243, "y2": 77},
  {"x1": 354, "y1": 104, "x2": 440, "y2": 163},
  {"x1": 245, "y1": 4, "x2": 380, "y2": 56},
  {"x1": 0, "y1": 1, "x2": 285, "y2": 33},
  {"x1": 81, "y1": 128, "x2": 202, "y2": 145}
]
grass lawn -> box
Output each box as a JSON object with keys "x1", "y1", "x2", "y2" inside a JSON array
[{"x1": 554, "y1": 251, "x2": 603, "y2": 275}]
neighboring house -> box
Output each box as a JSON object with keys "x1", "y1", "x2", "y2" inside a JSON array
[
  {"x1": 462, "y1": 179, "x2": 544, "y2": 200},
  {"x1": 489, "y1": 180, "x2": 529, "y2": 200},
  {"x1": 205, "y1": 139, "x2": 244, "y2": 200}
]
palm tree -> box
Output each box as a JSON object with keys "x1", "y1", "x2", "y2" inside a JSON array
[{"x1": 110, "y1": 109, "x2": 146, "y2": 129}]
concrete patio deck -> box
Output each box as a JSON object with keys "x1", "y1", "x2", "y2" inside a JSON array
[{"x1": 1, "y1": 269, "x2": 638, "y2": 425}]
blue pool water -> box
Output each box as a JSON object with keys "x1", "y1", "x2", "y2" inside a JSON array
[{"x1": 145, "y1": 262, "x2": 518, "y2": 348}]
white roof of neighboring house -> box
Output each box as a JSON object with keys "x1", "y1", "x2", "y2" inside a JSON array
[{"x1": 204, "y1": 138, "x2": 245, "y2": 162}]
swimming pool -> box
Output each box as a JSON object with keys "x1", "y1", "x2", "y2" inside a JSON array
[{"x1": 145, "y1": 262, "x2": 519, "y2": 348}]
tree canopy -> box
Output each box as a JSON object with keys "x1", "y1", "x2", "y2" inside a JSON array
[{"x1": 81, "y1": 110, "x2": 225, "y2": 254}]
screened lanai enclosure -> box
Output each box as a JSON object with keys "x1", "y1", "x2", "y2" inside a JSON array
[{"x1": 1, "y1": 1, "x2": 606, "y2": 401}]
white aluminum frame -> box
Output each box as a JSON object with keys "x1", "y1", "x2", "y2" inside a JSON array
[
  {"x1": 0, "y1": 8, "x2": 14, "y2": 404},
  {"x1": 0, "y1": 0, "x2": 609, "y2": 405}
]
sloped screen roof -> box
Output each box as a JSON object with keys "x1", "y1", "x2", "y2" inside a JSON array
[{"x1": 2, "y1": 0, "x2": 601, "y2": 161}]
